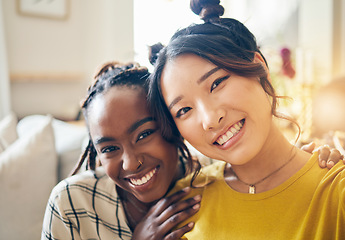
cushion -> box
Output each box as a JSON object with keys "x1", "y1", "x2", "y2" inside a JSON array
[
  {"x1": 0, "y1": 115, "x2": 57, "y2": 240},
  {"x1": 0, "y1": 112, "x2": 18, "y2": 153},
  {"x1": 17, "y1": 114, "x2": 87, "y2": 180}
]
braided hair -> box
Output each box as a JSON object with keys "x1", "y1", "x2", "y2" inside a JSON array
[
  {"x1": 148, "y1": 0, "x2": 300, "y2": 144},
  {"x1": 71, "y1": 61, "x2": 198, "y2": 177}
]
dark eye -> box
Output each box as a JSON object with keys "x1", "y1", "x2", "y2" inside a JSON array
[
  {"x1": 210, "y1": 76, "x2": 229, "y2": 92},
  {"x1": 175, "y1": 107, "x2": 191, "y2": 118},
  {"x1": 101, "y1": 146, "x2": 120, "y2": 154},
  {"x1": 137, "y1": 129, "x2": 156, "y2": 142}
]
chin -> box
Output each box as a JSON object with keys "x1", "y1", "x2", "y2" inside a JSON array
[
  {"x1": 139, "y1": 193, "x2": 162, "y2": 204},
  {"x1": 137, "y1": 187, "x2": 169, "y2": 204}
]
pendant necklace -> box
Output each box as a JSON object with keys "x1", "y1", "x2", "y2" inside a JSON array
[{"x1": 229, "y1": 150, "x2": 297, "y2": 194}]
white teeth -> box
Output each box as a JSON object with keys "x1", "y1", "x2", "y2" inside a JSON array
[
  {"x1": 230, "y1": 127, "x2": 238, "y2": 134},
  {"x1": 129, "y1": 168, "x2": 157, "y2": 186},
  {"x1": 226, "y1": 131, "x2": 234, "y2": 139},
  {"x1": 216, "y1": 120, "x2": 243, "y2": 145}
]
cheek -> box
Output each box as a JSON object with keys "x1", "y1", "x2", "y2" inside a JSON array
[
  {"x1": 176, "y1": 121, "x2": 203, "y2": 147},
  {"x1": 100, "y1": 159, "x2": 121, "y2": 181},
  {"x1": 155, "y1": 140, "x2": 178, "y2": 167},
  {"x1": 177, "y1": 122, "x2": 192, "y2": 138}
]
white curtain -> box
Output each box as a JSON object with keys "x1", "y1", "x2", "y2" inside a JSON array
[{"x1": 0, "y1": 0, "x2": 11, "y2": 119}]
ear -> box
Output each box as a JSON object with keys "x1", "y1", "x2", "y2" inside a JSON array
[{"x1": 254, "y1": 52, "x2": 272, "y2": 82}]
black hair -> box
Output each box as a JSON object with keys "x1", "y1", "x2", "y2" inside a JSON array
[
  {"x1": 148, "y1": 0, "x2": 299, "y2": 148},
  {"x1": 70, "y1": 61, "x2": 197, "y2": 178}
]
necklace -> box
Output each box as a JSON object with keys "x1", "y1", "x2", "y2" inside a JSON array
[{"x1": 229, "y1": 150, "x2": 297, "y2": 194}]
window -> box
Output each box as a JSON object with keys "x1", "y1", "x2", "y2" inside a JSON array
[{"x1": 134, "y1": 0, "x2": 200, "y2": 70}]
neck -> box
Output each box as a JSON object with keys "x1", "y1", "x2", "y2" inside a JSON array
[
  {"x1": 116, "y1": 186, "x2": 152, "y2": 230},
  {"x1": 224, "y1": 123, "x2": 310, "y2": 193}
]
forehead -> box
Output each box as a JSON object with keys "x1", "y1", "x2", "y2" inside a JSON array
[
  {"x1": 163, "y1": 55, "x2": 215, "y2": 83},
  {"x1": 161, "y1": 54, "x2": 217, "y2": 99},
  {"x1": 87, "y1": 86, "x2": 150, "y2": 132}
]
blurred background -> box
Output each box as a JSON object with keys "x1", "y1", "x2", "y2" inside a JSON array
[
  {"x1": 1, "y1": 0, "x2": 345, "y2": 140},
  {"x1": 2, "y1": 2, "x2": 344, "y2": 239}
]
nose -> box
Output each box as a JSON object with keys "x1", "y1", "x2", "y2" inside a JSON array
[
  {"x1": 198, "y1": 101, "x2": 224, "y2": 131},
  {"x1": 121, "y1": 147, "x2": 140, "y2": 171}
]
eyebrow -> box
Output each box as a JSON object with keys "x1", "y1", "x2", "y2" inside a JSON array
[
  {"x1": 94, "y1": 136, "x2": 115, "y2": 145},
  {"x1": 127, "y1": 117, "x2": 154, "y2": 134},
  {"x1": 168, "y1": 67, "x2": 221, "y2": 111},
  {"x1": 168, "y1": 96, "x2": 182, "y2": 111},
  {"x1": 94, "y1": 117, "x2": 154, "y2": 145},
  {"x1": 197, "y1": 66, "x2": 221, "y2": 84}
]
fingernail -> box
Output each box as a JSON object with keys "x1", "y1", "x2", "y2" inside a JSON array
[
  {"x1": 328, "y1": 161, "x2": 334, "y2": 167},
  {"x1": 193, "y1": 204, "x2": 200, "y2": 210},
  {"x1": 194, "y1": 195, "x2": 201, "y2": 201},
  {"x1": 321, "y1": 160, "x2": 326, "y2": 167},
  {"x1": 188, "y1": 222, "x2": 195, "y2": 228},
  {"x1": 183, "y1": 187, "x2": 191, "y2": 192}
]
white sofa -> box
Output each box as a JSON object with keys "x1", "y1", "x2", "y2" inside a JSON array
[{"x1": 0, "y1": 113, "x2": 88, "y2": 240}]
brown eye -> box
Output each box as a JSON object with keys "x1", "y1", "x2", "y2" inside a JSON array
[
  {"x1": 136, "y1": 129, "x2": 156, "y2": 142},
  {"x1": 176, "y1": 107, "x2": 192, "y2": 118},
  {"x1": 101, "y1": 146, "x2": 120, "y2": 154},
  {"x1": 210, "y1": 75, "x2": 230, "y2": 92}
]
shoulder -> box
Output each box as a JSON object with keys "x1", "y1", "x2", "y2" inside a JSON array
[
  {"x1": 42, "y1": 168, "x2": 132, "y2": 239},
  {"x1": 320, "y1": 161, "x2": 345, "y2": 204},
  {"x1": 322, "y1": 160, "x2": 345, "y2": 183},
  {"x1": 49, "y1": 167, "x2": 117, "y2": 206},
  {"x1": 170, "y1": 161, "x2": 226, "y2": 194},
  {"x1": 52, "y1": 167, "x2": 107, "y2": 192}
]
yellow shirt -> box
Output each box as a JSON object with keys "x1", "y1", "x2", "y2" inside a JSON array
[{"x1": 170, "y1": 153, "x2": 345, "y2": 239}]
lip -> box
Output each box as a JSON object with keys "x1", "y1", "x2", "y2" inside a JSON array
[
  {"x1": 213, "y1": 119, "x2": 245, "y2": 148},
  {"x1": 125, "y1": 166, "x2": 160, "y2": 191}
]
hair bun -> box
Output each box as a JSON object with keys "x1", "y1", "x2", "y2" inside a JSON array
[
  {"x1": 190, "y1": 0, "x2": 224, "y2": 22},
  {"x1": 148, "y1": 42, "x2": 165, "y2": 66}
]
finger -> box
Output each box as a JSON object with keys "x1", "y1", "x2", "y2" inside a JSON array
[
  {"x1": 301, "y1": 141, "x2": 315, "y2": 153},
  {"x1": 159, "y1": 195, "x2": 201, "y2": 223},
  {"x1": 326, "y1": 149, "x2": 342, "y2": 169},
  {"x1": 159, "y1": 199, "x2": 200, "y2": 230},
  {"x1": 149, "y1": 187, "x2": 191, "y2": 215},
  {"x1": 164, "y1": 222, "x2": 195, "y2": 240},
  {"x1": 318, "y1": 145, "x2": 331, "y2": 168}
]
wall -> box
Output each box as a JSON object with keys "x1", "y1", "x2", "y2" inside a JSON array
[
  {"x1": 298, "y1": 0, "x2": 333, "y2": 84},
  {"x1": 0, "y1": 0, "x2": 10, "y2": 119},
  {"x1": 2, "y1": 0, "x2": 134, "y2": 120},
  {"x1": 299, "y1": 0, "x2": 345, "y2": 84},
  {"x1": 333, "y1": 0, "x2": 345, "y2": 77},
  {"x1": 225, "y1": 0, "x2": 345, "y2": 84}
]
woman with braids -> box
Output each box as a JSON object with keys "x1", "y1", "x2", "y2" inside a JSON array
[
  {"x1": 41, "y1": 62, "x2": 202, "y2": 240},
  {"x1": 147, "y1": 0, "x2": 345, "y2": 239}
]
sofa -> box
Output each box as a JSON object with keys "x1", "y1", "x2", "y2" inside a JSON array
[{"x1": 0, "y1": 113, "x2": 88, "y2": 240}]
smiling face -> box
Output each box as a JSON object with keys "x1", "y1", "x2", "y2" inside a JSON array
[
  {"x1": 87, "y1": 86, "x2": 179, "y2": 203},
  {"x1": 161, "y1": 54, "x2": 273, "y2": 165}
]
